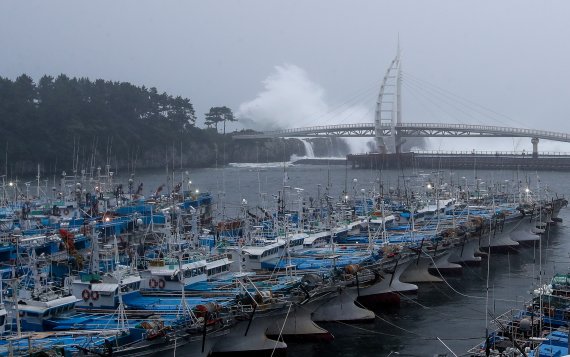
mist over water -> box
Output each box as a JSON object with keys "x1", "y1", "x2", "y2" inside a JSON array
[{"x1": 237, "y1": 64, "x2": 376, "y2": 155}]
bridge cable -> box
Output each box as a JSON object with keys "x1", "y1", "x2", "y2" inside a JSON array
[
  {"x1": 402, "y1": 76, "x2": 526, "y2": 151},
  {"x1": 403, "y1": 71, "x2": 527, "y2": 129},
  {"x1": 401, "y1": 80, "x2": 462, "y2": 124},
  {"x1": 401, "y1": 81, "x2": 471, "y2": 125},
  {"x1": 403, "y1": 74, "x2": 503, "y2": 125},
  {"x1": 304, "y1": 78, "x2": 383, "y2": 124},
  {"x1": 402, "y1": 77, "x2": 479, "y2": 124},
  {"x1": 403, "y1": 78, "x2": 481, "y2": 124}
]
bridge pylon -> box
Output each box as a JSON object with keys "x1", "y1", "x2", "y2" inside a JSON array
[
  {"x1": 374, "y1": 49, "x2": 402, "y2": 154},
  {"x1": 531, "y1": 137, "x2": 539, "y2": 158}
]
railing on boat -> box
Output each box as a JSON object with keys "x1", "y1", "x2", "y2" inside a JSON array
[
  {"x1": 467, "y1": 307, "x2": 545, "y2": 355},
  {"x1": 206, "y1": 253, "x2": 229, "y2": 263}
]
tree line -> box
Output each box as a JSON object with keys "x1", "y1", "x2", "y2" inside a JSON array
[
  {"x1": 0, "y1": 74, "x2": 253, "y2": 175},
  {"x1": 0, "y1": 73, "x2": 422, "y2": 177}
]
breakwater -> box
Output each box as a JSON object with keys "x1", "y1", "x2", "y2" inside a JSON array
[{"x1": 347, "y1": 151, "x2": 570, "y2": 170}]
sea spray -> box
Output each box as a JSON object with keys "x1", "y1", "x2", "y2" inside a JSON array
[{"x1": 237, "y1": 64, "x2": 377, "y2": 155}]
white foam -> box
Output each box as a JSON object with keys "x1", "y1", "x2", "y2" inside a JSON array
[
  {"x1": 227, "y1": 162, "x2": 293, "y2": 169},
  {"x1": 299, "y1": 138, "x2": 315, "y2": 158}
]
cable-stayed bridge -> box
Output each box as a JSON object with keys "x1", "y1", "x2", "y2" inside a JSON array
[
  {"x1": 233, "y1": 122, "x2": 570, "y2": 157},
  {"x1": 233, "y1": 50, "x2": 570, "y2": 157}
]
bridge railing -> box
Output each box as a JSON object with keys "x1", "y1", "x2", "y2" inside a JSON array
[
  {"x1": 402, "y1": 123, "x2": 570, "y2": 140},
  {"x1": 233, "y1": 122, "x2": 570, "y2": 141},
  {"x1": 233, "y1": 123, "x2": 374, "y2": 136},
  {"x1": 413, "y1": 150, "x2": 570, "y2": 156}
]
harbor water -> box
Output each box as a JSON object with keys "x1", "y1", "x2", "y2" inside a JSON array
[{"x1": 126, "y1": 163, "x2": 570, "y2": 356}]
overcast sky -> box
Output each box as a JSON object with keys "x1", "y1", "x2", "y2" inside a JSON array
[{"x1": 2, "y1": 1, "x2": 570, "y2": 152}]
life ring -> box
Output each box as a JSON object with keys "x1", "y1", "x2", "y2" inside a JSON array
[
  {"x1": 82, "y1": 289, "x2": 91, "y2": 301},
  {"x1": 91, "y1": 290, "x2": 99, "y2": 301},
  {"x1": 63, "y1": 208, "x2": 70, "y2": 215},
  {"x1": 149, "y1": 278, "x2": 158, "y2": 288},
  {"x1": 158, "y1": 279, "x2": 165, "y2": 289}
]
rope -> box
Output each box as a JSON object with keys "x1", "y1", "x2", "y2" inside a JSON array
[
  {"x1": 332, "y1": 319, "x2": 405, "y2": 337},
  {"x1": 353, "y1": 299, "x2": 484, "y2": 341},
  {"x1": 437, "y1": 337, "x2": 459, "y2": 357},
  {"x1": 292, "y1": 296, "x2": 484, "y2": 342},
  {"x1": 396, "y1": 290, "x2": 485, "y2": 319},
  {"x1": 420, "y1": 248, "x2": 528, "y2": 304},
  {"x1": 271, "y1": 302, "x2": 293, "y2": 357}
]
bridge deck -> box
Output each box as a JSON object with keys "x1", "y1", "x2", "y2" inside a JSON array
[{"x1": 233, "y1": 122, "x2": 570, "y2": 143}]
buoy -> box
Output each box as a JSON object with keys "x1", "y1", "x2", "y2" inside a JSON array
[{"x1": 149, "y1": 279, "x2": 158, "y2": 288}]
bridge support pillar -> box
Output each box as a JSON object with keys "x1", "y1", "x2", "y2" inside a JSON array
[{"x1": 531, "y1": 137, "x2": 539, "y2": 158}]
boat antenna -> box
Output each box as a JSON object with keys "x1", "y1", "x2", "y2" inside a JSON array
[
  {"x1": 484, "y1": 196, "x2": 494, "y2": 356},
  {"x1": 113, "y1": 235, "x2": 120, "y2": 266},
  {"x1": 176, "y1": 254, "x2": 193, "y2": 321},
  {"x1": 113, "y1": 269, "x2": 129, "y2": 333}
]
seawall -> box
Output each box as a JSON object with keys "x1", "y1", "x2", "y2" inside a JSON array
[{"x1": 347, "y1": 152, "x2": 570, "y2": 170}]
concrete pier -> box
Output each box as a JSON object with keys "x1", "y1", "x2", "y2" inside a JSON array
[{"x1": 347, "y1": 151, "x2": 570, "y2": 170}]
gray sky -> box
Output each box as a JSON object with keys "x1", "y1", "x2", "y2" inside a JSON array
[{"x1": 2, "y1": 0, "x2": 570, "y2": 152}]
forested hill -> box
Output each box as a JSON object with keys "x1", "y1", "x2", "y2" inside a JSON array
[{"x1": 0, "y1": 74, "x2": 305, "y2": 175}]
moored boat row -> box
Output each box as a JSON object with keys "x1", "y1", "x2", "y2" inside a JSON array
[{"x1": 0, "y1": 169, "x2": 566, "y2": 355}]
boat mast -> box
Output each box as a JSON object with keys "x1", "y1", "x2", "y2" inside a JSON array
[
  {"x1": 90, "y1": 221, "x2": 100, "y2": 275},
  {"x1": 13, "y1": 231, "x2": 21, "y2": 338},
  {"x1": 36, "y1": 164, "x2": 41, "y2": 199},
  {"x1": 484, "y1": 197, "x2": 494, "y2": 354}
]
